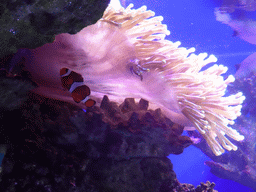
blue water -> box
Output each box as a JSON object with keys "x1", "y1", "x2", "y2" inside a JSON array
[
  {"x1": 1, "y1": 1, "x2": 255, "y2": 191},
  {"x1": 169, "y1": 146, "x2": 254, "y2": 192},
  {"x1": 0, "y1": 153, "x2": 3, "y2": 169},
  {"x1": 130, "y1": 0, "x2": 256, "y2": 77},
  {"x1": 130, "y1": 0, "x2": 255, "y2": 191}
]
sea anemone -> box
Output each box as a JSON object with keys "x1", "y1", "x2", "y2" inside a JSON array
[{"x1": 24, "y1": 4, "x2": 245, "y2": 156}]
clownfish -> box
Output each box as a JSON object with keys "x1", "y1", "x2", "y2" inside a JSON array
[{"x1": 60, "y1": 68, "x2": 96, "y2": 107}]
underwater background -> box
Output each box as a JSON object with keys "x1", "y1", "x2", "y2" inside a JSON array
[
  {"x1": 0, "y1": 0, "x2": 256, "y2": 191},
  {"x1": 110, "y1": 0, "x2": 256, "y2": 191},
  {"x1": 120, "y1": 0, "x2": 255, "y2": 191}
]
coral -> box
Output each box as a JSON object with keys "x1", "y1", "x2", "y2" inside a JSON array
[
  {"x1": 190, "y1": 113, "x2": 256, "y2": 191},
  {"x1": 58, "y1": 4, "x2": 244, "y2": 156},
  {"x1": 235, "y1": 52, "x2": 256, "y2": 79},
  {"x1": 0, "y1": 91, "x2": 216, "y2": 192},
  {"x1": 0, "y1": 77, "x2": 34, "y2": 110},
  {"x1": 233, "y1": 72, "x2": 256, "y2": 116},
  {"x1": 215, "y1": 5, "x2": 256, "y2": 45},
  {"x1": 0, "y1": 52, "x2": 35, "y2": 110},
  {"x1": 0, "y1": 0, "x2": 110, "y2": 58},
  {"x1": 14, "y1": 3, "x2": 244, "y2": 156},
  {"x1": 188, "y1": 72, "x2": 256, "y2": 191},
  {"x1": 220, "y1": 0, "x2": 256, "y2": 12},
  {"x1": 173, "y1": 180, "x2": 217, "y2": 192},
  {"x1": 96, "y1": 4, "x2": 246, "y2": 156},
  {"x1": 16, "y1": 3, "x2": 246, "y2": 157}
]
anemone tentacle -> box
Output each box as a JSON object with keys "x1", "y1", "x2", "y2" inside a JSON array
[{"x1": 101, "y1": 4, "x2": 245, "y2": 156}]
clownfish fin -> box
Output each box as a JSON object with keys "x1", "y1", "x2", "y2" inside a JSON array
[
  {"x1": 84, "y1": 99, "x2": 96, "y2": 108},
  {"x1": 60, "y1": 68, "x2": 96, "y2": 107}
]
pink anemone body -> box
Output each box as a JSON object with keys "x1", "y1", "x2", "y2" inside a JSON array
[
  {"x1": 18, "y1": 4, "x2": 246, "y2": 156},
  {"x1": 23, "y1": 21, "x2": 191, "y2": 126}
]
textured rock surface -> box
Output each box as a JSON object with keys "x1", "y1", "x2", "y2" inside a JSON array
[
  {"x1": 0, "y1": 77, "x2": 34, "y2": 110},
  {"x1": 188, "y1": 72, "x2": 256, "y2": 191},
  {"x1": 0, "y1": 0, "x2": 110, "y2": 58},
  {"x1": 0, "y1": 80, "x2": 217, "y2": 191}
]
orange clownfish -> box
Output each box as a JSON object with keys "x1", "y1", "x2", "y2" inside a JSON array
[{"x1": 60, "y1": 68, "x2": 96, "y2": 107}]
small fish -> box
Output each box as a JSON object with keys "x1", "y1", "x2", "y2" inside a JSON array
[
  {"x1": 129, "y1": 59, "x2": 150, "y2": 81},
  {"x1": 60, "y1": 68, "x2": 96, "y2": 107}
]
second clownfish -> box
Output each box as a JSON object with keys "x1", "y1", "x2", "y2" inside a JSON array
[{"x1": 60, "y1": 68, "x2": 96, "y2": 107}]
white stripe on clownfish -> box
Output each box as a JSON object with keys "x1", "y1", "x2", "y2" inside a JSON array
[
  {"x1": 69, "y1": 81, "x2": 84, "y2": 93},
  {"x1": 80, "y1": 95, "x2": 90, "y2": 104},
  {"x1": 60, "y1": 68, "x2": 72, "y2": 77},
  {"x1": 60, "y1": 68, "x2": 96, "y2": 107}
]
